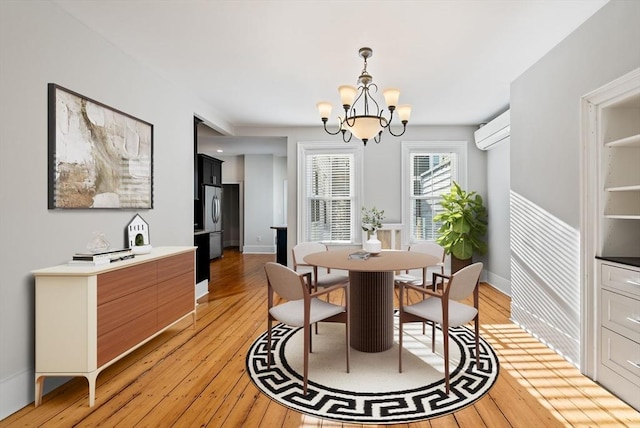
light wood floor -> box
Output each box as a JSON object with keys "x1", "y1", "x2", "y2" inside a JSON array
[{"x1": 3, "y1": 249, "x2": 639, "y2": 427}]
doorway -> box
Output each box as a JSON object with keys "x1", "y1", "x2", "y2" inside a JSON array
[{"x1": 222, "y1": 183, "x2": 242, "y2": 249}]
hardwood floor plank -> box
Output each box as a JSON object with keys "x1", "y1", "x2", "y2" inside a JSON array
[{"x1": 2, "y1": 249, "x2": 639, "y2": 428}]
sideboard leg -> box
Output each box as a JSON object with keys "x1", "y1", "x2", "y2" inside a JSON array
[{"x1": 34, "y1": 374, "x2": 45, "y2": 407}]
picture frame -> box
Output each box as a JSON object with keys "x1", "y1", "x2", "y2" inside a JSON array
[{"x1": 48, "y1": 83, "x2": 153, "y2": 209}]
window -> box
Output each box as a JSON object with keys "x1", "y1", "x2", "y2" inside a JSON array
[
  {"x1": 298, "y1": 142, "x2": 363, "y2": 244},
  {"x1": 401, "y1": 141, "x2": 467, "y2": 246}
]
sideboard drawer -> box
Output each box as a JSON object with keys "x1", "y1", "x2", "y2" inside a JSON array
[
  {"x1": 97, "y1": 309, "x2": 157, "y2": 367},
  {"x1": 602, "y1": 263, "x2": 640, "y2": 298},
  {"x1": 157, "y1": 272, "x2": 194, "y2": 329},
  {"x1": 97, "y1": 285, "x2": 157, "y2": 337},
  {"x1": 157, "y1": 251, "x2": 193, "y2": 280},
  {"x1": 601, "y1": 327, "x2": 640, "y2": 382},
  {"x1": 98, "y1": 262, "x2": 157, "y2": 304}
]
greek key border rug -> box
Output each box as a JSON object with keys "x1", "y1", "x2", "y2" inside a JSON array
[{"x1": 246, "y1": 319, "x2": 499, "y2": 425}]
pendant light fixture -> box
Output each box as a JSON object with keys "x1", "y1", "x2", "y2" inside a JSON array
[{"x1": 317, "y1": 47, "x2": 411, "y2": 145}]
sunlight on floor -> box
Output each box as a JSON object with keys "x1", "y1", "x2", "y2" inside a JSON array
[{"x1": 482, "y1": 323, "x2": 640, "y2": 427}]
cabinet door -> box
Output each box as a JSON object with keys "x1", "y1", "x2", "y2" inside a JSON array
[{"x1": 199, "y1": 156, "x2": 215, "y2": 185}]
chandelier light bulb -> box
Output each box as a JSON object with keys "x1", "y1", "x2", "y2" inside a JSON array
[
  {"x1": 338, "y1": 85, "x2": 357, "y2": 107},
  {"x1": 398, "y1": 105, "x2": 412, "y2": 122},
  {"x1": 317, "y1": 101, "x2": 333, "y2": 120},
  {"x1": 317, "y1": 47, "x2": 410, "y2": 145},
  {"x1": 383, "y1": 88, "x2": 400, "y2": 108}
]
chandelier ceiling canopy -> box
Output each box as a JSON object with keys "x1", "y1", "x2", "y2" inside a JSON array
[{"x1": 317, "y1": 47, "x2": 411, "y2": 145}]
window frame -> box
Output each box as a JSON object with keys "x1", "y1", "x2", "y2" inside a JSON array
[
  {"x1": 297, "y1": 141, "x2": 364, "y2": 245},
  {"x1": 401, "y1": 141, "x2": 468, "y2": 248}
]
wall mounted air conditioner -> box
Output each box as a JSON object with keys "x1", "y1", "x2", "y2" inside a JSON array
[{"x1": 474, "y1": 109, "x2": 510, "y2": 150}]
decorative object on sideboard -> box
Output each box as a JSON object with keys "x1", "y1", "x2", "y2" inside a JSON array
[
  {"x1": 434, "y1": 182, "x2": 488, "y2": 273},
  {"x1": 48, "y1": 83, "x2": 154, "y2": 209},
  {"x1": 316, "y1": 47, "x2": 411, "y2": 145},
  {"x1": 86, "y1": 231, "x2": 110, "y2": 253},
  {"x1": 361, "y1": 206, "x2": 384, "y2": 254},
  {"x1": 126, "y1": 214, "x2": 152, "y2": 254}
]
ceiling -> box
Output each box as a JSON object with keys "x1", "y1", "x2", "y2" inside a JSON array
[{"x1": 54, "y1": 0, "x2": 608, "y2": 132}]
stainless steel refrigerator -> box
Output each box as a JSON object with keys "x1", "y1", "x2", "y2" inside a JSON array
[{"x1": 204, "y1": 185, "x2": 223, "y2": 259}]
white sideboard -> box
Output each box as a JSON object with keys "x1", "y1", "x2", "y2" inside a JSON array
[{"x1": 33, "y1": 246, "x2": 197, "y2": 407}]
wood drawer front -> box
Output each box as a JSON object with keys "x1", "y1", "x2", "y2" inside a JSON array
[
  {"x1": 97, "y1": 286, "x2": 157, "y2": 337},
  {"x1": 97, "y1": 310, "x2": 157, "y2": 367},
  {"x1": 601, "y1": 289, "x2": 640, "y2": 342},
  {"x1": 98, "y1": 262, "x2": 157, "y2": 305},
  {"x1": 602, "y1": 263, "x2": 640, "y2": 297},
  {"x1": 157, "y1": 272, "x2": 194, "y2": 329},
  {"x1": 157, "y1": 252, "x2": 194, "y2": 281},
  {"x1": 601, "y1": 327, "x2": 640, "y2": 382}
]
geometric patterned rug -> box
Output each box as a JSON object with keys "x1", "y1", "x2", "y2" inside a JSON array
[{"x1": 246, "y1": 319, "x2": 499, "y2": 425}]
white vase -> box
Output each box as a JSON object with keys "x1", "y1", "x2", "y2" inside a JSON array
[{"x1": 364, "y1": 233, "x2": 382, "y2": 254}]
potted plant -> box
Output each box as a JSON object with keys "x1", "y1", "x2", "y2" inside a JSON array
[
  {"x1": 434, "y1": 182, "x2": 488, "y2": 272},
  {"x1": 361, "y1": 206, "x2": 385, "y2": 253}
]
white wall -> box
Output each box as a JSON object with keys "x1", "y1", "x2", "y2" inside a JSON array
[
  {"x1": 243, "y1": 155, "x2": 275, "y2": 253},
  {"x1": 486, "y1": 139, "x2": 511, "y2": 294},
  {"x1": 510, "y1": 0, "x2": 640, "y2": 367},
  {"x1": 0, "y1": 1, "x2": 228, "y2": 418}
]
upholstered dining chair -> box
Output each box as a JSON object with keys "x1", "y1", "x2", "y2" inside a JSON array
[
  {"x1": 394, "y1": 242, "x2": 445, "y2": 288},
  {"x1": 398, "y1": 262, "x2": 483, "y2": 394},
  {"x1": 292, "y1": 242, "x2": 349, "y2": 293},
  {"x1": 264, "y1": 262, "x2": 350, "y2": 394}
]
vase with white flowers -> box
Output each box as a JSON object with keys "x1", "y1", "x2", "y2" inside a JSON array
[{"x1": 361, "y1": 206, "x2": 385, "y2": 254}]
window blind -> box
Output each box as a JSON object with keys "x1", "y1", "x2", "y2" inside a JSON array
[
  {"x1": 306, "y1": 154, "x2": 354, "y2": 243},
  {"x1": 409, "y1": 153, "x2": 458, "y2": 241}
]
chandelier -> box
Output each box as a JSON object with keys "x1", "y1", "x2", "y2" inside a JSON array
[{"x1": 317, "y1": 47, "x2": 411, "y2": 145}]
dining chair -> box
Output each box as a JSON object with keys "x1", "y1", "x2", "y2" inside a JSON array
[
  {"x1": 394, "y1": 242, "x2": 446, "y2": 334},
  {"x1": 264, "y1": 262, "x2": 350, "y2": 394},
  {"x1": 398, "y1": 262, "x2": 483, "y2": 394},
  {"x1": 394, "y1": 242, "x2": 445, "y2": 288},
  {"x1": 292, "y1": 242, "x2": 349, "y2": 293}
]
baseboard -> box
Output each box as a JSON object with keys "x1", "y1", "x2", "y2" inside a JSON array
[
  {"x1": 0, "y1": 369, "x2": 68, "y2": 420},
  {"x1": 195, "y1": 279, "x2": 208, "y2": 300},
  {"x1": 485, "y1": 271, "x2": 511, "y2": 296},
  {"x1": 242, "y1": 245, "x2": 275, "y2": 254}
]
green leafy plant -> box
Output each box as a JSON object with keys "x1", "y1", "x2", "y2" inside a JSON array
[
  {"x1": 361, "y1": 206, "x2": 385, "y2": 234},
  {"x1": 434, "y1": 182, "x2": 488, "y2": 260}
]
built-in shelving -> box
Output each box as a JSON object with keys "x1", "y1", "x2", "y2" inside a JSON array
[
  {"x1": 589, "y1": 69, "x2": 640, "y2": 411},
  {"x1": 601, "y1": 93, "x2": 640, "y2": 223}
]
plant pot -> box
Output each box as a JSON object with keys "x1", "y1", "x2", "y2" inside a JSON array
[{"x1": 451, "y1": 255, "x2": 472, "y2": 274}]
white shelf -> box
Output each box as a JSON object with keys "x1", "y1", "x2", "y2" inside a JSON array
[
  {"x1": 604, "y1": 214, "x2": 640, "y2": 219},
  {"x1": 605, "y1": 133, "x2": 640, "y2": 148},
  {"x1": 605, "y1": 184, "x2": 640, "y2": 192}
]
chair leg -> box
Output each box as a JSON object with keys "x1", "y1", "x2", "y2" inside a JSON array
[
  {"x1": 442, "y1": 322, "x2": 450, "y2": 394},
  {"x1": 398, "y1": 315, "x2": 404, "y2": 373},
  {"x1": 475, "y1": 316, "x2": 480, "y2": 367},
  {"x1": 267, "y1": 319, "x2": 272, "y2": 369},
  {"x1": 303, "y1": 323, "x2": 310, "y2": 394},
  {"x1": 431, "y1": 321, "x2": 436, "y2": 353}
]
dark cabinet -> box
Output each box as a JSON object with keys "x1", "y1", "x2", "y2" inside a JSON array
[
  {"x1": 194, "y1": 233, "x2": 210, "y2": 283},
  {"x1": 197, "y1": 154, "x2": 223, "y2": 186}
]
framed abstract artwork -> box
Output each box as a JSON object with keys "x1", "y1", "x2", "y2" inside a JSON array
[{"x1": 48, "y1": 84, "x2": 153, "y2": 209}]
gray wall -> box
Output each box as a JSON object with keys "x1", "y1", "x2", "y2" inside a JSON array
[
  {"x1": 510, "y1": 0, "x2": 640, "y2": 366},
  {"x1": 0, "y1": 1, "x2": 228, "y2": 418}
]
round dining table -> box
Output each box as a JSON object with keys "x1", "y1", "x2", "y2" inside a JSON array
[{"x1": 304, "y1": 249, "x2": 438, "y2": 352}]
